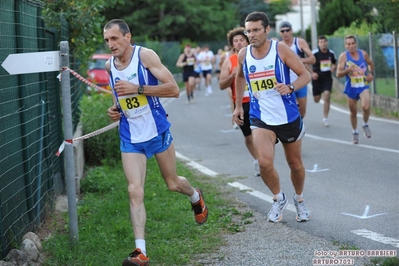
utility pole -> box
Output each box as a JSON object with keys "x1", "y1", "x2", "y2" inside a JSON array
[{"x1": 310, "y1": 0, "x2": 318, "y2": 49}]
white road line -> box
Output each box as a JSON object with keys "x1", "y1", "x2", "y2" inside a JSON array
[
  {"x1": 175, "y1": 151, "x2": 218, "y2": 177},
  {"x1": 170, "y1": 93, "x2": 399, "y2": 249},
  {"x1": 228, "y1": 181, "x2": 296, "y2": 212},
  {"x1": 305, "y1": 133, "x2": 399, "y2": 154},
  {"x1": 321, "y1": 101, "x2": 399, "y2": 125},
  {"x1": 175, "y1": 151, "x2": 295, "y2": 211},
  {"x1": 351, "y1": 229, "x2": 399, "y2": 248},
  {"x1": 176, "y1": 150, "x2": 398, "y2": 248}
]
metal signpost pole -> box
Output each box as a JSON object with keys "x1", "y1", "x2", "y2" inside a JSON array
[
  {"x1": 310, "y1": 0, "x2": 318, "y2": 50},
  {"x1": 393, "y1": 31, "x2": 399, "y2": 98},
  {"x1": 60, "y1": 41, "x2": 79, "y2": 244},
  {"x1": 369, "y1": 32, "x2": 377, "y2": 94}
]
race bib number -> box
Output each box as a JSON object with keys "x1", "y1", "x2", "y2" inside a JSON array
[
  {"x1": 186, "y1": 57, "x2": 195, "y2": 66},
  {"x1": 350, "y1": 72, "x2": 365, "y2": 88},
  {"x1": 118, "y1": 94, "x2": 150, "y2": 118},
  {"x1": 320, "y1": 59, "x2": 331, "y2": 72},
  {"x1": 249, "y1": 70, "x2": 277, "y2": 97}
]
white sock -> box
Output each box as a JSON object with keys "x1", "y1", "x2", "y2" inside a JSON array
[
  {"x1": 274, "y1": 191, "x2": 284, "y2": 201},
  {"x1": 189, "y1": 189, "x2": 200, "y2": 203},
  {"x1": 353, "y1": 129, "x2": 359, "y2": 134},
  {"x1": 135, "y1": 239, "x2": 146, "y2": 256},
  {"x1": 362, "y1": 122, "x2": 368, "y2": 127},
  {"x1": 294, "y1": 193, "x2": 303, "y2": 202}
]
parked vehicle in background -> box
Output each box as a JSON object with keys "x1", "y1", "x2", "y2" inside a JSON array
[{"x1": 87, "y1": 53, "x2": 111, "y2": 93}]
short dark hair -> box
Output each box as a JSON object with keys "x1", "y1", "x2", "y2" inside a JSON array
[
  {"x1": 245, "y1": 11, "x2": 269, "y2": 28},
  {"x1": 104, "y1": 19, "x2": 130, "y2": 36},
  {"x1": 318, "y1": 35, "x2": 328, "y2": 41},
  {"x1": 344, "y1": 35, "x2": 357, "y2": 43},
  {"x1": 227, "y1": 27, "x2": 249, "y2": 49}
]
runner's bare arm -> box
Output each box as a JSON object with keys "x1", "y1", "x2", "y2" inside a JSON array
[
  {"x1": 219, "y1": 58, "x2": 234, "y2": 90},
  {"x1": 363, "y1": 50, "x2": 374, "y2": 82},
  {"x1": 299, "y1": 38, "x2": 316, "y2": 65},
  {"x1": 278, "y1": 43, "x2": 310, "y2": 91},
  {"x1": 336, "y1": 52, "x2": 350, "y2": 78},
  {"x1": 138, "y1": 48, "x2": 180, "y2": 98},
  {"x1": 234, "y1": 48, "x2": 246, "y2": 108}
]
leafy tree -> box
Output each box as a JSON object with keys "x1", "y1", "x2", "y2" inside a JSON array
[
  {"x1": 360, "y1": 0, "x2": 399, "y2": 33},
  {"x1": 267, "y1": 0, "x2": 293, "y2": 26},
  {"x1": 318, "y1": 0, "x2": 363, "y2": 35},
  {"x1": 42, "y1": 0, "x2": 124, "y2": 68},
  {"x1": 318, "y1": 0, "x2": 398, "y2": 35},
  {"x1": 333, "y1": 20, "x2": 379, "y2": 36},
  {"x1": 236, "y1": 0, "x2": 291, "y2": 27},
  {"x1": 101, "y1": 0, "x2": 238, "y2": 42},
  {"x1": 236, "y1": 0, "x2": 269, "y2": 25}
]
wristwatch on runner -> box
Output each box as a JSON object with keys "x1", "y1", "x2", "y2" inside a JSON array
[
  {"x1": 288, "y1": 84, "x2": 295, "y2": 92},
  {"x1": 138, "y1": 85, "x2": 144, "y2": 94}
]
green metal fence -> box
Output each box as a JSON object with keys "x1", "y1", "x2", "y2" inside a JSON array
[{"x1": 0, "y1": 0, "x2": 81, "y2": 258}]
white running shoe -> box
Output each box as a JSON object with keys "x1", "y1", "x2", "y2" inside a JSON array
[
  {"x1": 205, "y1": 86, "x2": 212, "y2": 96},
  {"x1": 362, "y1": 125, "x2": 371, "y2": 138},
  {"x1": 322, "y1": 118, "x2": 329, "y2": 127},
  {"x1": 293, "y1": 194, "x2": 310, "y2": 222},
  {"x1": 352, "y1": 132, "x2": 359, "y2": 144},
  {"x1": 267, "y1": 193, "x2": 288, "y2": 223}
]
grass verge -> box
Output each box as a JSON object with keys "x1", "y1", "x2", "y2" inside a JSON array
[{"x1": 41, "y1": 158, "x2": 253, "y2": 265}]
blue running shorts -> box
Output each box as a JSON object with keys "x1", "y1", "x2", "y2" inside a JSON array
[
  {"x1": 294, "y1": 85, "x2": 307, "y2": 99},
  {"x1": 120, "y1": 129, "x2": 173, "y2": 158}
]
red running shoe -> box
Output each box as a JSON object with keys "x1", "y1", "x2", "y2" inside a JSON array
[
  {"x1": 191, "y1": 188, "x2": 208, "y2": 225},
  {"x1": 122, "y1": 248, "x2": 149, "y2": 266}
]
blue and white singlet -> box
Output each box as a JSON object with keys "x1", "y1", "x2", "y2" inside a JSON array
[
  {"x1": 289, "y1": 37, "x2": 305, "y2": 83},
  {"x1": 244, "y1": 40, "x2": 300, "y2": 125},
  {"x1": 109, "y1": 45, "x2": 170, "y2": 143},
  {"x1": 344, "y1": 49, "x2": 369, "y2": 91}
]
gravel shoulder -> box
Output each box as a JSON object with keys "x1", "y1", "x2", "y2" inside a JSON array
[{"x1": 195, "y1": 196, "x2": 373, "y2": 266}]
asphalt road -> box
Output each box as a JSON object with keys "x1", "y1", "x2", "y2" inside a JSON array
[{"x1": 163, "y1": 78, "x2": 399, "y2": 255}]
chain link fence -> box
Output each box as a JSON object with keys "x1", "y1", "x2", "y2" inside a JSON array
[{"x1": 0, "y1": 0, "x2": 82, "y2": 258}]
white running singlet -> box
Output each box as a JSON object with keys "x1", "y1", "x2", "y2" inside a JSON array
[
  {"x1": 244, "y1": 40, "x2": 300, "y2": 125},
  {"x1": 109, "y1": 45, "x2": 170, "y2": 143}
]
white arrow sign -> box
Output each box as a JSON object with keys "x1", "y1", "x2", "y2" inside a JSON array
[
  {"x1": 342, "y1": 205, "x2": 387, "y2": 219},
  {"x1": 1, "y1": 51, "x2": 60, "y2": 75},
  {"x1": 306, "y1": 164, "x2": 329, "y2": 173}
]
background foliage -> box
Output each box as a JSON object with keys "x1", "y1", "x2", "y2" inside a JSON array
[
  {"x1": 318, "y1": 0, "x2": 399, "y2": 35},
  {"x1": 100, "y1": 0, "x2": 238, "y2": 42},
  {"x1": 79, "y1": 93, "x2": 120, "y2": 165},
  {"x1": 41, "y1": 0, "x2": 399, "y2": 71},
  {"x1": 42, "y1": 0, "x2": 124, "y2": 69}
]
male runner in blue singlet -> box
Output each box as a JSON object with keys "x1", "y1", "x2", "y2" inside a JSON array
[
  {"x1": 233, "y1": 12, "x2": 311, "y2": 223},
  {"x1": 103, "y1": 19, "x2": 208, "y2": 266},
  {"x1": 336, "y1": 35, "x2": 374, "y2": 144}
]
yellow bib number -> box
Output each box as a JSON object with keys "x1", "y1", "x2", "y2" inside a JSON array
[
  {"x1": 250, "y1": 77, "x2": 277, "y2": 92},
  {"x1": 320, "y1": 60, "x2": 331, "y2": 72},
  {"x1": 119, "y1": 94, "x2": 150, "y2": 118},
  {"x1": 119, "y1": 94, "x2": 148, "y2": 110}
]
